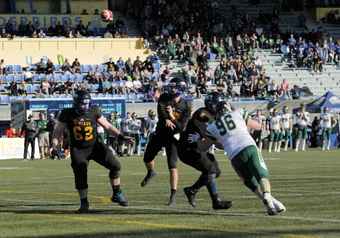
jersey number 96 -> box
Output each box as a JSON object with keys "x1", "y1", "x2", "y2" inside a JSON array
[{"x1": 216, "y1": 115, "x2": 236, "y2": 136}]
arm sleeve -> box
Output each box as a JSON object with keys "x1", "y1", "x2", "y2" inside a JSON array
[
  {"x1": 157, "y1": 94, "x2": 170, "y2": 121},
  {"x1": 58, "y1": 109, "x2": 68, "y2": 123},
  {"x1": 172, "y1": 101, "x2": 192, "y2": 133}
]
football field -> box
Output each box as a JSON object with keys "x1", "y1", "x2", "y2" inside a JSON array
[{"x1": 0, "y1": 149, "x2": 339, "y2": 238}]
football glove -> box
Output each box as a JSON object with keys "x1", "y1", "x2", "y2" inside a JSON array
[
  {"x1": 188, "y1": 132, "x2": 201, "y2": 143},
  {"x1": 282, "y1": 131, "x2": 285, "y2": 136}
]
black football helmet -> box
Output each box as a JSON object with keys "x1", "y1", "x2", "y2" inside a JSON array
[
  {"x1": 215, "y1": 101, "x2": 233, "y2": 119},
  {"x1": 204, "y1": 92, "x2": 225, "y2": 114},
  {"x1": 168, "y1": 77, "x2": 186, "y2": 98},
  {"x1": 73, "y1": 90, "x2": 92, "y2": 115}
]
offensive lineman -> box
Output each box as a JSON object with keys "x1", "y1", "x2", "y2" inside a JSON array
[
  {"x1": 178, "y1": 92, "x2": 234, "y2": 210},
  {"x1": 198, "y1": 101, "x2": 285, "y2": 216},
  {"x1": 129, "y1": 112, "x2": 142, "y2": 156},
  {"x1": 141, "y1": 77, "x2": 192, "y2": 206},
  {"x1": 295, "y1": 102, "x2": 310, "y2": 152},
  {"x1": 251, "y1": 110, "x2": 266, "y2": 152},
  {"x1": 49, "y1": 90, "x2": 135, "y2": 213},
  {"x1": 280, "y1": 106, "x2": 293, "y2": 152},
  {"x1": 320, "y1": 107, "x2": 337, "y2": 150},
  {"x1": 268, "y1": 109, "x2": 284, "y2": 153}
]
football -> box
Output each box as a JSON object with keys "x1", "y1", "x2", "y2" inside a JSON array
[{"x1": 101, "y1": 10, "x2": 114, "y2": 22}]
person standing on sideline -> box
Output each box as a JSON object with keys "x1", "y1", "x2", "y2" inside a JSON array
[
  {"x1": 120, "y1": 112, "x2": 132, "y2": 156},
  {"x1": 295, "y1": 102, "x2": 310, "y2": 152},
  {"x1": 320, "y1": 107, "x2": 337, "y2": 150},
  {"x1": 140, "y1": 78, "x2": 192, "y2": 206},
  {"x1": 280, "y1": 106, "x2": 293, "y2": 152},
  {"x1": 251, "y1": 110, "x2": 266, "y2": 152},
  {"x1": 22, "y1": 114, "x2": 38, "y2": 161},
  {"x1": 46, "y1": 113, "x2": 60, "y2": 159},
  {"x1": 37, "y1": 112, "x2": 49, "y2": 159},
  {"x1": 129, "y1": 112, "x2": 141, "y2": 156},
  {"x1": 107, "y1": 112, "x2": 119, "y2": 154},
  {"x1": 49, "y1": 90, "x2": 134, "y2": 213}
]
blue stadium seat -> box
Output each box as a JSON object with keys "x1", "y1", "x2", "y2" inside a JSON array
[
  {"x1": 6, "y1": 75, "x2": 14, "y2": 83},
  {"x1": 88, "y1": 84, "x2": 93, "y2": 91},
  {"x1": 33, "y1": 75, "x2": 40, "y2": 83},
  {"x1": 16, "y1": 75, "x2": 23, "y2": 82},
  {"x1": 62, "y1": 74, "x2": 70, "y2": 82},
  {"x1": 54, "y1": 74, "x2": 62, "y2": 82},
  {"x1": 152, "y1": 73, "x2": 160, "y2": 79},
  {"x1": 84, "y1": 64, "x2": 91, "y2": 72},
  {"x1": 13, "y1": 65, "x2": 22, "y2": 73},
  {"x1": 0, "y1": 85, "x2": 6, "y2": 92},
  {"x1": 70, "y1": 74, "x2": 77, "y2": 80},
  {"x1": 39, "y1": 74, "x2": 46, "y2": 80},
  {"x1": 92, "y1": 84, "x2": 100, "y2": 91},
  {"x1": 98, "y1": 28, "x2": 106, "y2": 34},
  {"x1": 100, "y1": 64, "x2": 106, "y2": 71},
  {"x1": 0, "y1": 75, "x2": 6, "y2": 83},
  {"x1": 6, "y1": 65, "x2": 13, "y2": 73},
  {"x1": 78, "y1": 74, "x2": 84, "y2": 80},
  {"x1": 54, "y1": 65, "x2": 61, "y2": 71},
  {"x1": 26, "y1": 85, "x2": 32, "y2": 92},
  {"x1": 31, "y1": 85, "x2": 40, "y2": 92},
  {"x1": 92, "y1": 64, "x2": 99, "y2": 70}
]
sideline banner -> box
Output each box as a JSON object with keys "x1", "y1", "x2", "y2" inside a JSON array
[
  {"x1": 0, "y1": 14, "x2": 106, "y2": 29},
  {"x1": 0, "y1": 138, "x2": 40, "y2": 160}
]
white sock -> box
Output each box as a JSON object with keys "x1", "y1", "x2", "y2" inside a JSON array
[
  {"x1": 302, "y1": 139, "x2": 306, "y2": 150},
  {"x1": 295, "y1": 139, "x2": 300, "y2": 151}
]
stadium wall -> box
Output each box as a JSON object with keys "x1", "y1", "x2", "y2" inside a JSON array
[{"x1": 0, "y1": 38, "x2": 147, "y2": 66}]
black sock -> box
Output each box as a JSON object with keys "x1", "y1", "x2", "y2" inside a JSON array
[
  {"x1": 192, "y1": 174, "x2": 206, "y2": 191},
  {"x1": 171, "y1": 188, "x2": 177, "y2": 196},
  {"x1": 147, "y1": 169, "x2": 153, "y2": 174},
  {"x1": 112, "y1": 185, "x2": 120, "y2": 195},
  {"x1": 81, "y1": 197, "x2": 88, "y2": 204}
]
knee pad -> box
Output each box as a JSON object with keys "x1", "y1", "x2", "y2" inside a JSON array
[
  {"x1": 109, "y1": 170, "x2": 120, "y2": 179},
  {"x1": 207, "y1": 173, "x2": 216, "y2": 184}
]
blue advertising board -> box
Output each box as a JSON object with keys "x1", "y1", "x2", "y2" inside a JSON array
[{"x1": 27, "y1": 98, "x2": 126, "y2": 118}]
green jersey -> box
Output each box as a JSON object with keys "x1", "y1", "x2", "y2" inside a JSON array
[{"x1": 37, "y1": 120, "x2": 48, "y2": 135}]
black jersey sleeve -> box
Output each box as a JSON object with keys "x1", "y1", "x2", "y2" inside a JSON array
[
  {"x1": 172, "y1": 100, "x2": 192, "y2": 133},
  {"x1": 91, "y1": 104, "x2": 103, "y2": 120},
  {"x1": 59, "y1": 109, "x2": 70, "y2": 123},
  {"x1": 192, "y1": 108, "x2": 213, "y2": 123},
  {"x1": 157, "y1": 93, "x2": 170, "y2": 121}
]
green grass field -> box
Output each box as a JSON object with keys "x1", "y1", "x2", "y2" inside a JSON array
[{"x1": 0, "y1": 149, "x2": 340, "y2": 238}]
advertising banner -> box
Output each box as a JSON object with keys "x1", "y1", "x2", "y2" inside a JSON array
[{"x1": 0, "y1": 138, "x2": 39, "y2": 160}]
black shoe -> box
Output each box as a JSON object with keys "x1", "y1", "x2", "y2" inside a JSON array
[
  {"x1": 77, "y1": 202, "x2": 89, "y2": 213},
  {"x1": 183, "y1": 187, "x2": 197, "y2": 207},
  {"x1": 168, "y1": 195, "x2": 176, "y2": 206},
  {"x1": 141, "y1": 170, "x2": 156, "y2": 187},
  {"x1": 111, "y1": 192, "x2": 130, "y2": 206},
  {"x1": 212, "y1": 198, "x2": 234, "y2": 210}
]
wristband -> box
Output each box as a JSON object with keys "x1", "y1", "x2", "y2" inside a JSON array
[
  {"x1": 51, "y1": 143, "x2": 58, "y2": 149},
  {"x1": 118, "y1": 133, "x2": 127, "y2": 141}
]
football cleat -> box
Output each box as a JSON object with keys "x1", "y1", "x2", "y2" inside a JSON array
[
  {"x1": 111, "y1": 192, "x2": 130, "y2": 206},
  {"x1": 263, "y1": 193, "x2": 277, "y2": 216},
  {"x1": 168, "y1": 195, "x2": 176, "y2": 206},
  {"x1": 141, "y1": 170, "x2": 157, "y2": 187},
  {"x1": 183, "y1": 187, "x2": 197, "y2": 207},
  {"x1": 77, "y1": 202, "x2": 89, "y2": 213},
  {"x1": 273, "y1": 199, "x2": 286, "y2": 213},
  {"x1": 212, "y1": 197, "x2": 234, "y2": 210}
]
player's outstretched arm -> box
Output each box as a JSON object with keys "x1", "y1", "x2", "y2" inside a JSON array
[
  {"x1": 98, "y1": 115, "x2": 135, "y2": 145},
  {"x1": 247, "y1": 119, "x2": 261, "y2": 131}
]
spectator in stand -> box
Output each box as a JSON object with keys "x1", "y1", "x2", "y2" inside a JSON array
[
  {"x1": 240, "y1": 80, "x2": 251, "y2": 97},
  {"x1": 280, "y1": 79, "x2": 290, "y2": 99},
  {"x1": 49, "y1": 78, "x2": 58, "y2": 94},
  {"x1": 62, "y1": 58, "x2": 74, "y2": 74},
  {"x1": 9, "y1": 78, "x2": 19, "y2": 96},
  {"x1": 22, "y1": 67, "x2": 34, "y2": 85},
  {"x1": 268, "y1": 79, "x2": 277, "y2": 96},
  {"x1": 72, "y1": 58, "x2": 81, "y2": 73},
  {"x1": 133, "y1": 77, "x2": 143, "y2": 93},
  {"x1": 116, "y1": 57, "x2": 125, "y2": 71},
  {"x1": 75, "y1": 30, "x2": 82, "y2": 38},
  {"x1": 86, "y1": 22, "x2": 94, "y2": 36},
  {"x1": 65, "y1": 78, "x2": 74, "y2": 95},
  {"x1": 93, "y1": 9, "x2": 99, "y2": 15},
  {"x1": 41, "y1": 79, "x2": 50, "y2": 94},
  {"x1": 133, "y1": 56, "x2": 143, "y2": 71},
  {"x1": 38, "y1": 29, "x2": 46, "y2": 38},
  {"x1": 86, "y1": 68, "x2": 96, "y2": 84},
  {"x1": 142, "y1": 57, "x2": 154, "y2": 74},
  {"x1": 123, "y1": 76, "x2": 134, "y2": 94},
  {"x1": 6, "y1": 124, "x2": 14, "y2": 138},
  {"x1": 143, "y1": 39, "x2": 150, "y2": 49},
  {"x1": 132, "y1": 67, "x2": 141, "y2": 81},
  {"x1": 195, "y1": 76, "x2": 207, "y2": 98},
  {"x1": 150, "y1": 52, "x2": 159, "y2": 64},
  {"x1": 116, "y1": 66, "x2": 125, "y2": 79},
  {"x1": 114, "y1": 32, "x2": 121, "y2": 38},
  {"x1": 18, "y1": 80, "x2": 27, "y2": 96},
  {"x1": 10, "y1": 128, "x2": 18, "y2": 137},
  {"x1": 115, "y1": 17, "x2": 125, "y2": 33},
  {"x1": 76, "y1": 20, "x2": 86, "y2": 35},
  {"x1": 105, "y1": 57, "x2": 116, "y2": 71},
  {"x1": 0, "y1": 59, "x2": 6, "y2": 75},
  {"x1": 55, "y1": 21, "x2": 64, "y2": 36},
  {"x1": 31, "y1": 30, "x2": 38, "y2": 38},
  {"x1": 80, "y1": 78, "x2": 90, "y2": 92},
  {"x1": 46, "y1": 59, "x2": 55, "y2": 74},
  {"x1": 68, "y1": 30, "x2": 74, "y2": 38},
  {"x1": 101, "y1": 67, "x2": 109, "y2": 81},
  {"x1": 94, "y1": 67, "x2": 102, "y2": 82},
  {"x1": 73, "y1": 78, "x2": 81, "y2": 91},
  {"x1": 125, "y1": 57, "x2": 133, "y2": 76},
  {"x1": 275, "y1": 85, "x2": 284, "y2": 101},
  {"x1": 63, "y1": 20, "x2": 71, "y2": 36},
  {"x1": 103, "y1": 30, "x2": 113, "y2": 38},
  {"x1": 81, "y1": 9, "x2": 89, "y2": 15},
  {"x1": 18, "y1": 20, "x2": 26, "y2": 36},
  {"x1": 101, "y1": 77, "x2": 111, "y2": 94},
  {"x1": 216, "y1": 78, "x2": 225, "y2": 95},
  {"x1": 1, "y1": 28, "x2": 10, "y2": 38},
  {"x1": 141, "y1": 68, "x2": 150, "y2": 83}
]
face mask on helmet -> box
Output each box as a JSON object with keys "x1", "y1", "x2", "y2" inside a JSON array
[
  {"x1": 283, "y1": 106, "x2": 288, "y2": 113},
  {"x1": 168, "y1": 78, "x2": 185, "y2": 98},
  {"x1": 215, "y1": 101, "x2": 233, "y2": 119},
  {"x1": 132, "y1": 113, "x2": 137, "y2": 119},
  {"x1": 148, "y1": 110, "x2": 156, "y2": 119},
  {"x1": 73, "y1": 90, "x2": 92, "y2": 115}
]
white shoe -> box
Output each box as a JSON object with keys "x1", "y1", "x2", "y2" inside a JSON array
[
  {"x1": 268, "y1": 150, "x2": 271, "y2": 153},
  {"x1": 284, "y1": 148, "x2": 287, "y2": 152},
  {"x1": 327, "y1": 147, "x2": 330, "y2": 151},
  {"x1": 263, "y1": 193, "x2": 277, "y2": 216},
  {"x1": 295, "y1": 149, "x2": 298, "y2": 152},
  {"x1": 302, "y1": 149, "x2": 306, "y2": 151},
  {"x1": 162, "y1": 152, "x2": 166, "y2": 156},
  {"x1": 273, "y1": 199, "x2": 286, "y2": 213},
  {"x1": 322, "y1": 147, "x2": 325, "y2": 151}
]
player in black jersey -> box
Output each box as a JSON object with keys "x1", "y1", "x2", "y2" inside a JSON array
[
  {"x1": 141, "y1": 77, "x2": 192, "y2": 206},
  {"x1": 178, "y1": 92, "x2": 234, "y2": 210},
  {"x1": 49, "y1": 90, "x2": 134, "y2": 213}
]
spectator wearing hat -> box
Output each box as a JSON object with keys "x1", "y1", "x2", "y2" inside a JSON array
[{"x1": 22, "y1": 114, "x2": 38, "y2": 161}]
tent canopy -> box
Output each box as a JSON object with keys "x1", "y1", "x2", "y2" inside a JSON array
[{"x1": 292, "y1": 91, "x2": 340, "y2": 114}]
